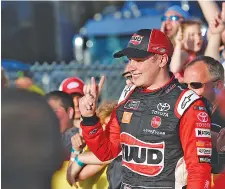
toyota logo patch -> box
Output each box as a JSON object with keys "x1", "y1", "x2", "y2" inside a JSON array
[
  {"x1": 197, "y1": 112, "x2": 208, "y2": 122},
  {"x1": 157, "y1": 103, "x2": 170, "y2": 111}
]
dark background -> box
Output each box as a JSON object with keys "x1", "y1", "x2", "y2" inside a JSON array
[
  {"x1": 1, "y1": 1, "x2": 123, "y2": 63},
  {"x1": 1, "y1": 1, "x2": 223, "y2": 64}
]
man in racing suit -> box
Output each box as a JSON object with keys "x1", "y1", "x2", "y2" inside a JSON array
[{"x1": 74, "y1": 29, "x2": 212, "y2": 189}]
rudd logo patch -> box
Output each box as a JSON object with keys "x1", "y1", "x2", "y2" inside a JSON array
[
  {"x1": 124, "y1": 100, "x2": 140, "y2": 110},
  {"x1": 129, "y1": 34, "x2": 144, "y2": 45},
  {"x1": 121, "y1": 133, "x2": 165, "y2": 177},
  {"x1": 151, "y1": 116, "x2": 161, "y2": 128}
]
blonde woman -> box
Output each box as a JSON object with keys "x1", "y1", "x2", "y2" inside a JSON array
[{"x1": 67, "y1": 100, "x2": 117, "y2": 189}]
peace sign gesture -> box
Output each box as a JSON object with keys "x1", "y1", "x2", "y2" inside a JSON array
[{"x1": 79, "y1": 76, "x2": 105, "y2": 117}]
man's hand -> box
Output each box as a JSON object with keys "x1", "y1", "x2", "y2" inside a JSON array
[
  {"x1": 217, "y1": 128, "x2": 225, "y2": 152},
  {"x1": 79, "y1": 76, "x2": 105, "y2": 117},
  {"x1": 221, "y1": 2, "x2": 225, "y2": 23},
  {"x1": 160, "y1": 21, "x2": 166, "y2": 33},
  {"x1": 71, "y1": 133, "x2": 86, "y2": 152},
  {"x1": 209, "y1": 12, "x2": 225, "y2": 35},
  {"x1": 183, "y1": 32, "x2": 195, "y2": 51},
  {"x1": 67, "y1": 162, "x2": 83, "y2": 187},
  {"x1": 174, "y1": 27, "x2": 184, "y2": 45}
]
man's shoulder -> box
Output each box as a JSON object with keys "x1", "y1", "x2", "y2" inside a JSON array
[
  {"x1": 175, "y1": 89, "x2": 201, "y2": 118},
  {"x1": 118, "y1": 85, "x2": 136, "y2": 104}
]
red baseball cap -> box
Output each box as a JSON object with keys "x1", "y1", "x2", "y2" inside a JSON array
[
  {"x1": 59, "y1": 77, "x2": 84, "y2": 96},
  {"x1": 113, "y1": 29, "x2": 174, "y2": 59}
]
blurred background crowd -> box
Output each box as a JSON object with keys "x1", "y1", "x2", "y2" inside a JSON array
[
  {"x1": 2, "y1": 0, "x2": 224, "y2": 100},
  {"x1": 2, "y1": 1, "x2": 225, "y2": 189}
]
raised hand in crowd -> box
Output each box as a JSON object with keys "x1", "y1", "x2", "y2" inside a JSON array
[
  {"x1": 79, "y1": 76, "x2": 105, "y2": 117},
  {"x1": 174, "y1": 27, "x2": 195, "y2": 53},
  {"x1": 205, "y1": 2, "x2": 225, "y2": 61},
  {"x1": 209, "y1": 12, "x2": 225, "y2": 35},
  {"x1": 170, "y1": 27, "x2": 188, "y2": 79},
  {"x1": 222, "y1": 2, "x2": 225, "y2": 23},
  {"x1": 183, "y1": 32, "x2": 195, "y2": 52},
  {"x1": 174, "y1": 27, "x2": 184, "y2": 45}
]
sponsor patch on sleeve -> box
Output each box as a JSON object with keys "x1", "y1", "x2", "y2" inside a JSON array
[
  {"x1": 194, "y1": 105, "x2": 207, "y2": 111},
  {"x1": 195, "y1": 128, "x2": 211, "y2": 138},
  {"x1": 197, "y1": 147, "x2": 212, "y2": 156},
  {"x1": 196, "y1": 141, "x2": 212, "y2": 148},
  {"x1": 198, "y1": 156, "x2": 211, "y2": 163}
]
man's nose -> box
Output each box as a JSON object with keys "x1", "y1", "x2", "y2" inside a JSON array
[
  {"x1": 129, "y1": 59, "x2": 138, "y2": 68},
  {"x1": 190, "y1": 87, "x2": 202, "y2": 96},
  {"x1": 165, "y1": 20, "x2": 171, "y2": 25}
]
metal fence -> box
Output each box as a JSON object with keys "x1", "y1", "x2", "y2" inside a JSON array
[{"x1": 6, "y1": 61, "x2": 127, "y2": 101}]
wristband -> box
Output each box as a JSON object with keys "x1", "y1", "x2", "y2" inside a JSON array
[
  {"x1": 71, "y1": 148, "x2": 81, "y2": 155},
  {"x1": 74, "y1": 156, "x2": 86, "y2": 167}
]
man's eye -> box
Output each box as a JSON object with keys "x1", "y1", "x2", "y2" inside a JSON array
[{"x1": 125, "y1": 75, "x2": 132, "y2": 80}]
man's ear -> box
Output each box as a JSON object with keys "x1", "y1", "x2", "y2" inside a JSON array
[
  {"x1": 159, "y1": 54, "x2": 168, "y2": 68},
  {"x1": 215, "y1": 80, "x2": 224, "y2": 90},
  {"x1": 68, "y1": 107, "x2": 74, "y2": 120}
]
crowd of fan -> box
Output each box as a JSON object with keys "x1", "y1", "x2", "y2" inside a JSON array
[{"x1": 2, "y1": 1, "x2": 225, "y2": 189}]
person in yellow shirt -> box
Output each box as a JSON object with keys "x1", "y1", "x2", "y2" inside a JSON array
[{"x1": 67, "y1": 100, "x2": 117, "y2": 189}]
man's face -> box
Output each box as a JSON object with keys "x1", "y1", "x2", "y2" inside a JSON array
[
  {"x1": 123, "y1": 72, "x2": 133, "y2": 86},
  {"x1": 122, "y1": 63, "x2": 134, "y2": 86},
  {"x1": 73, "y1": 95, "x2": 82, "y2": 119},
  {"x1": 163, "y1": 10, "x2": 183, "y2": 38},
  {"x1": 48, "y1": 99, "x2": 71, "y2": 133},
  {"x1": 128, "y1": 55, "x2": 161, "y2": 88},
  {"x1": 184, "y1": 61, "x2": 217, "y2": 103}
]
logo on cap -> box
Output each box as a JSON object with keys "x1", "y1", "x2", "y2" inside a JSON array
[
  {"x1": 130, "y1": 34, "x2": 144, "y2": 45},
  {"x1": 152, "y1": 47, "x2": 166, "y2": 54},
  {"x1": 67, "y1": 82, "x2": 80, "y2": 89}
]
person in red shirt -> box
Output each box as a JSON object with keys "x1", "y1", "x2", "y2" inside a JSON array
[{"x1": 68, "y1": 29, "x2": 212, "y2": 189}]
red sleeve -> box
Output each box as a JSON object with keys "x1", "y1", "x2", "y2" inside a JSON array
[
  {"x1": 213, "y1": 171, "x2": 225, "y2": 189},
  {"x1": 81, "y1": 109, "x2": 121, "y2": 161},
  {"x1": 180, "y1": 99, "x2": 212, "y2": 189}
]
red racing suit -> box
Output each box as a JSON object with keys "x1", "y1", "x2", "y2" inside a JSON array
[{"x1": 81, "y1": 76, "x2": 212, "y2": 189}]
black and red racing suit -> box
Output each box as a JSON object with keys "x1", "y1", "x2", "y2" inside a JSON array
[{"x1": 81, "y1": 76, "x2": 212, "y2": 189}]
